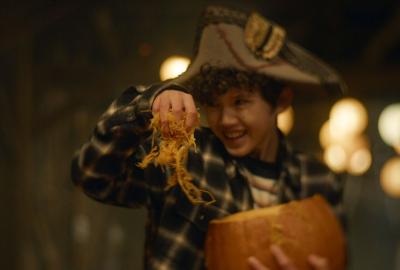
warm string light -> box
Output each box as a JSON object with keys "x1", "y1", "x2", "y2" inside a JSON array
[
  {"x1": 323, "y1": 144, "x2": 347, "y2": 173},
  {"x1": 348, "y1": 148, "x2": 372, "y2": 176},
  {"x1": 380, "y1": 157, "x2": 400, "y2": 198},
  {"x1": 378, "y1": 103, "x2": 400, "y2": 148},
  {"x1": 394, "y1": 145, "x2": 400, "y2": 155},
  {"x1": 159, "y1": 55, "x2": 190, "y2": 81},
  {"x1": 319, "y1": 98, "x2": 371, "y2": 175},
  {"x1": 278, "y1": 106, "x2": 294, "y2": 135},
  {"x1": 329, "y1": 98, "x2": 368, "y2": 139},
  {"x1": 378, "y1": 103, "x2": 400, "y2": 198}
]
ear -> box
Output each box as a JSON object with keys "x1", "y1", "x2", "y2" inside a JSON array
[{"x1": 276, "y1": 87, "x2": 293, "y2": 114}]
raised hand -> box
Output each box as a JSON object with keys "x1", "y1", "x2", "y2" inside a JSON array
[{"x1": 152, "y1": 90, "x2": 198, "y2": 135}]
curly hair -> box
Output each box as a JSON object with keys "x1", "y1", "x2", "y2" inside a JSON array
[{"x1": 185, "y1": 65, "x2": 285, "y2": 107}]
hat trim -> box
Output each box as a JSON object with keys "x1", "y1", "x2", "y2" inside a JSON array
[{"x1": 216, "y1": 25, "x2": 284, "y2": 71}]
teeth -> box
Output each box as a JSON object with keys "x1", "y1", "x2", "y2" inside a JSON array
[{"x1": 224, "y1": 131, "x2": 245, "y2": 139}]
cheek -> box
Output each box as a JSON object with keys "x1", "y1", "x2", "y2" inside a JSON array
[
  {"x1": 247, "y1": 110, "x2": 276, "y2": 133},
  {"x1": 204, "y1": 111, "x2": 218, "y2": 128}
]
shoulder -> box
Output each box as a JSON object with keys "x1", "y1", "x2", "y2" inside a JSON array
[
  {"x1": 291, "y1": 151, "x2": 342, "y2": 204},
  {"x1": 294, "y1": 152, "x2": 333, "y2": 177}
]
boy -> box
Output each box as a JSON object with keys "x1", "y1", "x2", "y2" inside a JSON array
[{"x1": 71, "y1": 5, "x2": 346, "y2": 270}]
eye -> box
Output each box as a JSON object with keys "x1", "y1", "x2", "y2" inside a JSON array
[{"x1": 234, "y1": 98, "x2": 249, "y2": 107}]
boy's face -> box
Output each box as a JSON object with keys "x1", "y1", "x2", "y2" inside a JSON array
[{"x1": 203, "y1": 87, "x2": 280, "y2": 160}]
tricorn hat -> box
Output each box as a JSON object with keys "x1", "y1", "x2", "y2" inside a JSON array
[{"x1": 173, "y1": 5, "x2": 347, "y2": 97}]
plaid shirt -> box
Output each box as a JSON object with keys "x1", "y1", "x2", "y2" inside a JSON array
[{"x1": 71, "y1": 83, "x2": 344, "y2": 270}]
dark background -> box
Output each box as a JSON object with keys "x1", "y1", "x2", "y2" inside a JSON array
[{"x1": 1, "y1": 0, "x2": 400, "y2": 269}]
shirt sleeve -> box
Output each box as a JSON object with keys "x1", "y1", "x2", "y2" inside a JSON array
[{"x1": 70, "y1": 82, "x2": 188, "y2": 208}]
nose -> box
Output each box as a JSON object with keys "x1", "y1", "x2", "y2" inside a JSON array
[{"x1": 220, "y1": 108, "x2": 238, "y2": 127}]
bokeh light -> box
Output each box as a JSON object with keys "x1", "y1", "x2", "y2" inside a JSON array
[
  {"x1": 378, "y1": 103, "x2": 400, "y2": 147},
  {"x1": 348, "y1": 147, "x2": 372, "y2": 175},
  {"x1": 319, "y1": 121, "x2": 331, "y2": 148},
  {"x1": 319, "y1": 120, "x2": 335, "y2": 149},
  {"x1": 329, "y1": 98, "x2": 368, "y2": 138},
  {"x1": 319, "y1": 120, "x2": 353, "y2": 148},
  {"x1": 278, "y1": 106, "x2": 294, "y2": 135},
  {"x1": 320, "y1": 119, "x2": 372, "y2": 174},
  {"x1": 394, "y1": 144, "x2": 400, "y2": 155},
  {"x1": 342, "y1": 134, "x2": 369, "y2": 154},
  {"x1": 380, "y1": 157, "x2": 400, "y2": 198},
  {"x1": 323, "y1": 144, "x2": 347, "y2": 173},
  {"x1": 159, "y1": 55, "x2": 190, "y2": 81},
  {"x1": 320, "y1": 97, "x2": 372, "y2": 175}
]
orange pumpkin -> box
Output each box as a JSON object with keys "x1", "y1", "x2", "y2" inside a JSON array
[{"x1": 205, "y1": 195, "x2": 346, "y2": 270}]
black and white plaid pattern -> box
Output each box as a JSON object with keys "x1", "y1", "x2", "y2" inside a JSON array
[{"x1": 71, "y1": 84, "x2": 344, "y2": 270}]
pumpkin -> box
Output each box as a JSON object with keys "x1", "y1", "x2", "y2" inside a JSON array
[{"x1": 205, "y1": 195, "x2": 346, "y2": 270}]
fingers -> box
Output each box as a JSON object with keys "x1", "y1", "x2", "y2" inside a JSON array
[
  {"x1": 270, "y1": 246, "x2": 330, "y2": 270},
  {"x1": 170, "y1": 95, "x2": 184, "y2": 121},
  {"x1": 151, "y1": 90, "x2": 198, "y2": 134},
  {"x1": 159, "y1": 93, "x2": 172, "y2": 135},
  {"x1": 308, "y1": 254, "x2": 329, "y2": 270},
  {"x1": 270, "y1": 245, "x2": 297, "y2": 270},
  {"x1": 152, "y1": 96, "x2": 160, "y2": 113},
  {"x1": 248, "y1": 256, "x2": 270, "y2": 270},
  {"x1": 182, "y1": 94, "x2": 198, "y2": 130},
  {"x1": 249, "y1": 245, "x2": 328, "y2": 270}
]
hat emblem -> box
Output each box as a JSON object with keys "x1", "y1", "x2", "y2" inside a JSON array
[{"x1": 244, "y1": 12, "x2": 286, "y2": 60}]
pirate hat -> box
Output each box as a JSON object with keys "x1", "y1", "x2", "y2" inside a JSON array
[{"x1": 173, "y1": 5, "x2": 347, "y2": 97}]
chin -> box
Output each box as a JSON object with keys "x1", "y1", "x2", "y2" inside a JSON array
[{"x1": 225, "y1": 147, "x2": 251, "y2": 157}]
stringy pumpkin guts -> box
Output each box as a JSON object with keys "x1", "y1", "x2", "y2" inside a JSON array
[{"x1": 137, "y1": 113, "x2": 215, "y2": 205}]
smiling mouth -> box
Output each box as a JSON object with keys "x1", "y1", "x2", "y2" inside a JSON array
[{"x1": 223, "y1": 131, "x2": 246, "y2": 140}]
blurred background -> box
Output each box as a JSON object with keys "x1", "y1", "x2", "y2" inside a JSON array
[{"x1": 1, "y1": 0, "x2": 400, "y2": 269}]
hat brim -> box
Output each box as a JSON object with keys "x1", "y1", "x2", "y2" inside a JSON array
[{"x1": 173, "y1": 21, "x2": 346, "y2": 98}]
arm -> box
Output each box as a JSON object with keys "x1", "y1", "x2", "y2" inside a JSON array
[{"x1": 71, "y1": 83, "x2": 195, "y2": 208}]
